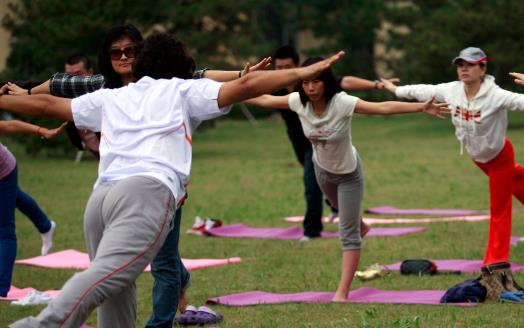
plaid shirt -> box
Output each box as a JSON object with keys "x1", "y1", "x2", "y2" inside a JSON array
[
  {"x1": 49, "y1": 73, "x2": 105, "y2": 98},
  {"x1": 50, "y1": 69, "x2": 208, "y2": 98}
]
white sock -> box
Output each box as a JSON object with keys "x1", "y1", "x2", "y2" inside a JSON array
[{"x1": 41, "y1": 221, "x2": 56, "y2": 256}]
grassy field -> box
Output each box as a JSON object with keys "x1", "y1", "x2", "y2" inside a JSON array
[{"x1": 3, "y1": 111, "x2": 524, "y2": 327}]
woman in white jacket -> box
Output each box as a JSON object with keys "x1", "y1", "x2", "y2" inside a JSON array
[{"x1": 382, "y1": 47, "x2": 524, "y2": 278}]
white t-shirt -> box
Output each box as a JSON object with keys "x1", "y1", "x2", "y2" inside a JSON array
[
  {"x1": 71, "y1": 76, "x2": 230, "y2": 201},
  {"x1": 288, "y1": 91, "x2": 359, "y2": 174}
]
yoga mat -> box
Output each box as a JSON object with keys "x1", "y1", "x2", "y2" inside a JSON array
[
  {"x1": 511, "y1": 236, "x2": 524, "y2": 246},
  {"x1": 15, "y1": 249, "x2": 241, "y2": 271},
  {"x1": 206, "y1": 287, "x2": 474, "y2": 307},
  {"x1": 384, "y1": 259, "x2": 524, "y2": 273},
  {"x1": 0, "y1": 285, "x2": 60, "y2": 301},
  {"x1": 365, "y1": 206, "x2": 484, "y2": 216},
  {"x1": 206, "y1": 224, "x2": 425, "y2": 240},
  {"x1": 284, "y1": 215, "x2": 490, "y2": 224}
]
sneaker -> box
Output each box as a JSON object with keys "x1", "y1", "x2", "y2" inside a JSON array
[
  {"x1": 195, "y1": 306, "x2": 223, "y2": 325},
  {"x1": 203, "y1": 217, "x2": 222, "y2": 232},
  {"x1": 41, "y1": 221, "x2": 56, "y2": 256},
  {"x1": 326, "y1": 211, "x2": 339, "y2": 223},
  {"x1": 299, "y1": 236, "x2": 311, "y2": 242},
  {"x1": 187, "y1": 216, "x2": 206, "y2": 235}
]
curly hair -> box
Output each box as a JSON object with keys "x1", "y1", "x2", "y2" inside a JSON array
[
  {"x1": 298, "y1": 56, "x2": 338, "y2": 106},
  {"x1": 98, "y1": 24, "x2": 143, "y2": 89},
  {"x1": 133, "y1": 33, "x2": 195, "y2": 80}
]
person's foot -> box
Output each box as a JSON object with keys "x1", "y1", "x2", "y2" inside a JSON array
[
  {"x1": 326, "y1": 211, "x2": 338, "y2": 223},
  {"x1": 41, "y1": 221, "x2": 56, "y2": 256},
  {"x1": 360, "y1": 219, "x2": 371, "y2": 238},
  {"x1": 332, "y1": 294, "x2": 349, "y2": 302},
  {"x1": 299, "y1": 235, "x2": 311, "y2": 242}
]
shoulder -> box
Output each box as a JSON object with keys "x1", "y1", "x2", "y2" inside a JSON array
[{"x1": 288, "y1": 92, "x2": 304, "y2": 111}]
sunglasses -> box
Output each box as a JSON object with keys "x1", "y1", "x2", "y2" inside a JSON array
[{"x1": 108, "y1": 46, "x2": 136, "y2": 60}]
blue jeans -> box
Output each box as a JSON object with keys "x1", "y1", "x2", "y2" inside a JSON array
[
  {"x1": 0, "y1": 166, "x2": 52, "y2": 297},
  {"x1": 0, "y1": 167, "x2": 17, "y2": 297},
  {"x1": 146, "y1": 207, "x2": 190, "y2": 328}
]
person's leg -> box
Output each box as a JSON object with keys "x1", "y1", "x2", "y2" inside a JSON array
[
  {"x1": 512, "y1": 162, "x2": 524, "y2": 204},
  {"x1": 303, "y1": 149, "x2": 323, "y2": 238},
  {"x1": 16, "y1": 187, "x2": 55, "y2": 255},
  {"x1": 15, "y1": 188, "x2": 52, "y2": 234},
  {"x1": 332, "y1": 158, "x2": 364, "y2": 302},
  {"x1": 0, "y1": 167, "x2": 18, "y2": 297},
  {"x1": 10, "y1": 176, "x2": 175, "y2": 328},
  {"x1": 475, "y1": 140, "x2": 514, "y2": 266},
  {"x1": 146, "y1": 207, "x2": 186, "y2": 328}
]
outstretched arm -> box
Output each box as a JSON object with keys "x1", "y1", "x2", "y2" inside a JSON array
[
  {"x1": 0, "y1": 120, "x2": 67, "y2": 138},
  {"x1": 202, "y1": 57, "x2": 272, "y2": 82},
  {"x1": 355, "y1": 97, "x2": 450, "y2": 119},
  {"x1": 217, "y1": 51, "x2": 345, "y2": 107},
  {"x1": 244, "y1": 94, "x2": 290, "y2": 109},
  {"x1": 5, "y1": 80, "x2": 51, "y2": 95},
  {"x1": 0, "y1": 85, "x2": 73, "y2": 121},
  {"x1": 510, "y1": 72, "x2": 524, "y2": 87},
  {"x1": 340, "y1": 76, "x2": 400, "y2": 91}
]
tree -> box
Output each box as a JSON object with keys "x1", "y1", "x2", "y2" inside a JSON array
[{"x1": 383, "y1": 0, "x2": 524, "y2": 90}]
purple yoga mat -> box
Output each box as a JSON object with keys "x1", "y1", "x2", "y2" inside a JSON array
[
  {"x1": 511, "y1": 236, "x2": 524, "y2": 246},
  {"x1": 206, "y1": 224, "x2": 425, "y2": 240},
  {"x1": 384, "y1": 259, "x2": 524, "y2": 273},
  {"x1": 206, "y1": 287, "x2": 474, "y2": 307},
  {"x1": 365, "y1": 206, "x2": 484, "y2": 216}
]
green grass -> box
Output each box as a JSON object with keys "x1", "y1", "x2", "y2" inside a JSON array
[{"x1": 3, "y1": 112, "x2": 524, "y2": 327}]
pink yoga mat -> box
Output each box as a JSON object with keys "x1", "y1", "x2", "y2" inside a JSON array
[
  {"x1": 15, "y1": 249, "x2": 241, "y2": 271},
  {"x1": 284, "y1": 215, "x2": 490, "y2": 224},
  {"x1": 206, "y1": 224, "x2": 425, "y2": 240},
  {"x1": 206, "y1": 287, "x2": 474, "y2": 307},
  {"x1": 0, "y1": 285, "x2": 60, "y2": 301},
  {"x1": 384, "y1": 259, "x2": 524, "y2": 273},
  {"x1": 365, "y1": 206, "x2": 484, "y2": 216}
]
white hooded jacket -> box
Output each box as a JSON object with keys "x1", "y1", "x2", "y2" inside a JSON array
[{"x1": 396, "y1": 75, "x2": 524, "y2": 163}]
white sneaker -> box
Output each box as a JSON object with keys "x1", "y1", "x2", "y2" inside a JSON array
[
  {"x1": 11, "y1": 290, "x2": 52, "y2": 306},
  {"x1": 299, "y1": 236, "x2": 311, "y2": 242},
  {"x1": 41, "y1": 221, "x2": 56, "y2": 256},
  {"x1": 187, "y1": 216, "x2": 206, "y2": 235}
]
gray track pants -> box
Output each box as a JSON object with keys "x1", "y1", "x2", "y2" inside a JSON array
[
  {"x1": 10, "y1": 176, "x2": 176, "y2": 328},
  {"x1": 314, "y1": 157, "x2": 364, "y2": 250}
]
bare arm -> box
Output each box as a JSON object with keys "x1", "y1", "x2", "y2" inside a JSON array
[
  {"x1": 340, "y1": 76, "x2": 400, "y2": 91},
  {"x1": 6, "y1": 80, "x2": 51, "y2": 95},
  {"x1": 244, "y1": 94, "x2": 290, "y2": 109},
  {"x1": 0, "y1": 86, "x2": 73, "y2": 121},
  {"x1": 202, "y1": 57, "x2": 272, "y2": 82},
  {"x1": 217, "y1": 51, "x2": 345, "y2": 107},
  {"x1": 355, "y1": 97, "x2": 450, "y2": 119},
  {"x1": 0, "y1": 120, "x2": 67, "y2": 138},
  {"x1": 510, "y1": 72, "x2": 524, "y2": 87}
]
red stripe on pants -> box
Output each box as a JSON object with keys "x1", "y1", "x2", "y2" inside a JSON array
[{"x1": 474, "y1": 138, "x2": 524, "y2": 265}]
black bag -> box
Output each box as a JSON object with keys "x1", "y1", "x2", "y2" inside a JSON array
[
  {"x1": 400, "y1": 259, "x2": 438, "y2": 275},
  {"x1": 440, "y1": 278, "x2": 486, "y2": 303}
]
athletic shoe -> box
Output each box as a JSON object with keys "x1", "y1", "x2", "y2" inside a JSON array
[
  {"x1": 299, "y1": 236, "x2": 311, "y2": 242},
  {"x1": 41, "y1": 221, "x2": 56, "y2": 256},
  {"x1": 174, "y1": 305, "x2": 198, "y2": 325},
  {"x1": 203, "y1": 217, "x2": 222, "y2": 232},
  {"x1": 326, "y1": 211, "x2": 339, "y2": 223},
  {"x1": 187, "y1": 216, "x2": 206, "y2": 235},
  {"x1": 195, "y1": 306, "x2": 223, "y2": 325}
]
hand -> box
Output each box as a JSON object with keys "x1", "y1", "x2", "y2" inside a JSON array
[
  {"x1": 509, "y1": 72, "x2": 524, "y2": 87},
  {"x1": 241, "y1": 57, "x2": 272, "y2": 76},
  {"x1": 422, "y1": 96, "x2": 451, "y2": 119},
  {"x1": 5, "y1": 82, "x2": 28, "y2": 95},
  {"x1": 380, "y1": 78, "x2": 399, "y2": 93},
  {"x1": 376, "y1": 77, "x2": 400, "y2": 89},
  {"x1": 298, "y1": 51, "x2": 346, "y2": 80},
  {"x1": 0, "y1": 83, "x2": 8, "y2": 95},
  {"x1": 39, "y1": 122, "x2": 68, "y2": 139}
]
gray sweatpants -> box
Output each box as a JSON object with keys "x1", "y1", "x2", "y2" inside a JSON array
[
  {"x1": 10, "y1": 176, "x2": 176, "y2": 328},
  {"x1": 314, "y1": 157, "x2": 364, "y2": 250}
]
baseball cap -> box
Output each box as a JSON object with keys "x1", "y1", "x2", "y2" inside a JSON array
[{"x1": 452, "y1": 47, "x2": 488, "y2": 64}]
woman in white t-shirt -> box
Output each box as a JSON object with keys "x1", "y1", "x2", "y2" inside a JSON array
[{"x1": 246, "y1": 56, "x2": 449, "y2": 302}]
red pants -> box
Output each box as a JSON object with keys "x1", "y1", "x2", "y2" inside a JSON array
[{"x1": 475, "y1": 138, "x2": 524, "y2": 265}]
